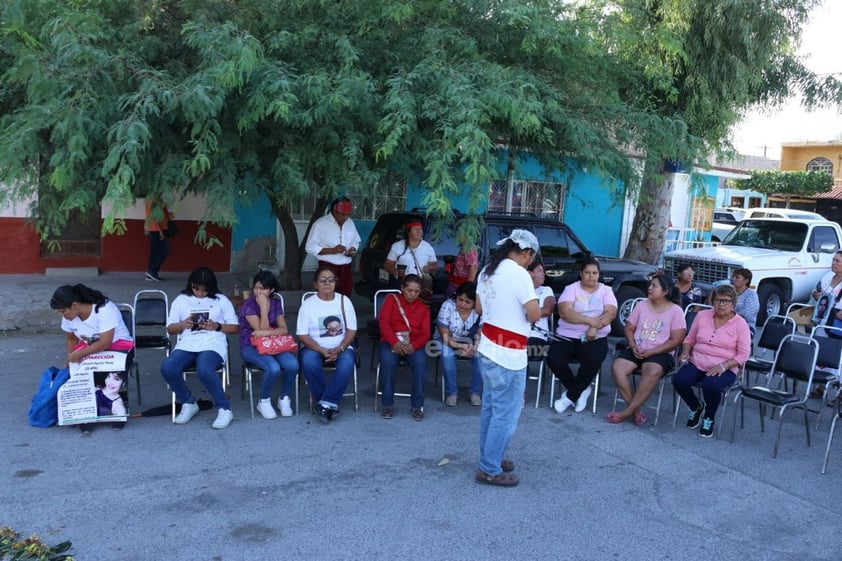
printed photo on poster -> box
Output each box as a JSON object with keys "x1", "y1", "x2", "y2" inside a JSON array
[
  {"x1": 189, "y1": 309, "x2": 210, "y2": 331},
  {"x1": 813, "y1": 294, "x2": 832, "y2": 326},
  {"x1": 319, "y1": 315, "x2": 344, "y2": 338},
  {"x1": 60, "y1": 349, "x2": 130, "y2": 426}
]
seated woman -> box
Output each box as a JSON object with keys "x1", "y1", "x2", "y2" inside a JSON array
[
  {"x1": 608, "y1": 275, "x2": 685, "y2": 426},
  {"x1": 675, "y1": 263, "x2": 703, "y2": 309},
  {"x1": 296, "y1": 266, "x2": 358, "y2": 424},
  {"x1": 436, "y1": 281, "x2": 481, "y2": 407},
  {"x1": 527, "y1": 260, "x2": 556, "y2": 347},
  {"x1": 50, "y1": 284, "x2": 135, "y2": 432},
  {"x1": 238, "y1": 271, "x2": 299, "y2": 419},
  {"x1": 379, "y1": 274, "x2": 431, "y2": 419},
  {"x1": 673, "y1": 284, "x2": 751, "y2": 438},
  {"x1": 547, "y1": 258, "x2": 617, "y2": 414},
  {"x1": 161, "y1": 267, "x2": 239, "y2": 430}
]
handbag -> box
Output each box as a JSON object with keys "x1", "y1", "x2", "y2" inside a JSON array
[
  {"x1": 409, "y1": 248, "x2": 434, "y2": 304},
  {"x1": 251, "y1": 334, "x2": 298, "y2": 355},
  {"x1": 164, "y1": 220, "x2": 179, "y2": 238},
  {"x1": 28, "y1": 366, "x2": 71, "y2": 428}
]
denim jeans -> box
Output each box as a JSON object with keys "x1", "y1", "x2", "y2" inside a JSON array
[
  {"x1": 379, "y1": 342, "x2": 427, "y2": 409},
  {"x1": 478, "y1": 353, "x2": 526, "y2": 476},
  {"x1": 440, "y1": 344, "x2": 482, "y2": 396},
  {"x1": 300, "y1": 347, "x2": 355, "y2": 407},
  {"x1": 147, "y1": 233, "x2": 169, "y2": 276},
  {"x1": 672, "y1": 362, "x2": 737, "y2": 419},
  {"x1": 240, "y1": 345, "x2": 299, "y2": 400},
  {"x1": 161, "y1": 349, "x2": 229, "y2": 410}
]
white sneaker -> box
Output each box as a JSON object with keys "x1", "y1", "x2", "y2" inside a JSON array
[
  {"x1": 212, "y1": 408, "x2": 234, "y2": 429},
  {"x1": 174, "y1": 402, "x2": 200, "y2": 424},
  {"x1": 278, "y1": 396, "x2": 294, "y2": 417},
  {"x1": 553, "y1": 391, "x2": 574, "y2": 414},
  {"x1": 574, "y1": 386, "x2": 592, "y2": 413},
  {"x1": 256, "y1": 399, "x2": 277, "y2": 419}
]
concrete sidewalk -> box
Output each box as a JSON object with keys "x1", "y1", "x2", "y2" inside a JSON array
[{"x1": 1, "y1": 272, "x2": 842, "y2": 560}]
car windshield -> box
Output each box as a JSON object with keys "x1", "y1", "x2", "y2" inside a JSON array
[
  {"x1": 722, "y1": 220, "x2": 807, "y2": 251},
  {"x1": 532, "y1": 224, "x2": 586, "y2": 258}
]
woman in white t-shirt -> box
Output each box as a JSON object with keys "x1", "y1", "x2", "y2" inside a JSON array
[
  {"x1": 384, "y1": 221, "x2": 438, "y2": 278},
  {"x1": 296, "y1": 266, "x2": 358, "y2": 424},
  {"x1": 474, "y1": 229, "x2": 541, "y2": 487},
  {"x1": 527, "y1": 261, "x2": 556, "y2": 349},
  {"x1": 162, "y1": 268, "x2": 239, "y2": 430},
  {"x1": 608, "y1": 275, "x2": 685, "y2": 426},
  {"x1": 51, "y1": 284, "x2": 134, "y2": 365},
  {"x1": 547, "y1": 258, "x2": 618, "y2": 414}
]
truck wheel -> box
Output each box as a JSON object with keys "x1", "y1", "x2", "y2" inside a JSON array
[
  {"x1": 757, "y1": 284, "x2": 784, "y2": 325},
  {"x1": 612, "y1": 286, "x2": 646, "y2": 336}
]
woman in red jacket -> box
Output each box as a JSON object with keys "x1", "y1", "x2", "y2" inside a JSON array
[{"x1": 378, "y1": 274, "x2": 431, "y2": 420}]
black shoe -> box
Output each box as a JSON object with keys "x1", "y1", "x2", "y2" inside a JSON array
[
  {"x1": 78, "y1": 423, "x2": 93, "y2": 434},
  {"x1": 687, "y1": 401, "x2": 705, "y2": 429},
  {"x1": 314, "y1": 403, "x2": 331, "y2": 424},
  {"x1": 145, "y1": 272, "x2": 162, "y2": 282},
  {"x1": 699, "y1": 417, "x2": 715, "y2": 438}
]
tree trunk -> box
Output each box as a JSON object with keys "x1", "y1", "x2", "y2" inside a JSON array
[
  {"x1": 271, "y1": 197, "x2": 329, "y2": 290},
  {"x1": 623, "y1": 160, "x2": 674, "y2": 265}
]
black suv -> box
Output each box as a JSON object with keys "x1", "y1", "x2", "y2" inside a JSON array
[{"x1": 355, "y1": 211, "x2": 657, "y2": 334}]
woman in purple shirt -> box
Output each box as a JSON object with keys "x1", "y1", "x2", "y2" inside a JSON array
[
  {"x1": 673, "y1": 284, "x2": 751, "y2": 438},
  {"x1": 239, "y1": 271, "x2": 299, "y2": 419}
]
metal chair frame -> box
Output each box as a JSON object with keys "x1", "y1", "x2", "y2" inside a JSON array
[
  {"x1": 116, "y1": 303, "x2": 141, "y2": 405},
  {"x1": 730, "y1": 334, "x2": 820, "y2": 458},
  {"x1": 132, "y1": 289, "x2": 171, "y2": 404}
]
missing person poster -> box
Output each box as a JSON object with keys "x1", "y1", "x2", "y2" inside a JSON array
[{"x1": 58, "y1": 350, "x2": 129, "y2": 426}]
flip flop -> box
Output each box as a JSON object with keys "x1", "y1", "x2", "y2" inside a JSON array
[
  {"x1": 475, "y1": 469, "x2": 519, "y2": 487},
  {"x1": 606, "y1": 411, "x2": 625, "y2": 424},
  {"x1": 633, "y1": 410, "x2": 648, "y2": 427}
]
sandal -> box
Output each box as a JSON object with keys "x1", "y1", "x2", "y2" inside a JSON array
[
  {"x1": 501, "y1": 459, "x2": 515, "y2": 473},
  {"x1": 606, "y1": 412, "x2": 625, "y2": 424},
  {"x1": 633, "y1": 410, "x2": 648, "y2": 427},
  {"x1": 381, "y1": 407, "x2": 393, "y2": 419},
  {"x1": 475, "y1": 469, "x2": 519, "y2": 487}
]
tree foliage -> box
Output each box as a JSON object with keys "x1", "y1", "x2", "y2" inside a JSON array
[
  {"x1": 744, "y1": 170, "x2": 834, "y2": 196},
  {"x1": 1, "y1": 0, "x2": 839, "y2": 278}
]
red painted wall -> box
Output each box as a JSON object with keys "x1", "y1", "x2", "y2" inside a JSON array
[{"x1": 0, "y1": 218, "x2": 231, "y2": 274}]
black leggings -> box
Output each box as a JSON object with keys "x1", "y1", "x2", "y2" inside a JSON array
[{"x1": 546, "y1": 337, "x2": 608, "y2": 401}]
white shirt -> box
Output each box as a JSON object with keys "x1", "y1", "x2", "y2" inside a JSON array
[
  {"x1": 386, "y1": 240, "x2": 437, "y2": 275},
  {"x1": 61, "y1": 300, "x2": 132, "y2": 344},
  {"x1": 531, "y1": 285, "x2": 555, "y2": 341},
  {"x1": 477, "y1": 259, "x2": 538, "y2": 370},
  {"x1": 168, "y1": 293, "x2": 237, "y2": 360},
  {"x1": 296, "y1": 293, "x2": 358, "y2": 348},
  {"x1": 305, "y1": 213, "x2": 361, "y2": 266}
]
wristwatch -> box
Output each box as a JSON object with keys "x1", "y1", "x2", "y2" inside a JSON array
[{"x1": 215, "y1": 323, "x2": 222, "y2": 332}]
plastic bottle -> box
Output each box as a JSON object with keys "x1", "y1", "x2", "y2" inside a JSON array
[{"x1": 233, "y1": 283, "x2": 241, "y2": 297}]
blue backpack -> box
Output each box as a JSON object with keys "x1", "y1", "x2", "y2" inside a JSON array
[{"x1": 28, "y1": 366, "x2": 71, "y2": 427}]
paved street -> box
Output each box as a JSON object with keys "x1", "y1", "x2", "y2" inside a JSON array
[{"x1": 1, "y1": 273, "x2": 841, "y2": 560}]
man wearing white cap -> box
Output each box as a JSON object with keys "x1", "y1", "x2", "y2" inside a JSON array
[
  {"x1": 305, "y1": 197, "x2": 361, "y2": 296},
  {"x1": 474, "y1": 229, "x2": 541, "y2": 487}
]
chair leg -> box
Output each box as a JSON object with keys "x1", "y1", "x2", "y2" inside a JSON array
[
  {"x1": 247, "y1": 369, "x2": 255, "y2": 419},
  {"x1": 548, "y1": 375, "x2": 556, "y2": 408},
  {"x1": 591, "y1": 365, "x2": 600, "y2": 415},
  {"x1": 803, "y1": 406, "x2": 812, "y2": 448},
  {"x1": 534, "y1": 362, "x2": 543, "y2": 409},
  {"x1": 373, "y1": 364, "x2": 380, "y2": 412},
  {"x1": 653, "y1": 379, "x2": 666, "y2": 426},
  {"x1": 295, "y1": 372, "x2": 300, "y2": 416},
  {"x1": 772, "y1": 404, "x2": 788, "y2": 458},
  {"x1": 822, "y1": 414, "x2": 840, "y2": 474},
  {"x1": 352, "y1": 366, "x2": 358, "y2": 411},
  {"x1": 134, "y1": 362, "x2": 142, "y2": 406}
]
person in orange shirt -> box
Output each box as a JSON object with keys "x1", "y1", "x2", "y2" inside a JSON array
[{"x1": 144, "y1": 199, "x2": 171, "y2": 282}]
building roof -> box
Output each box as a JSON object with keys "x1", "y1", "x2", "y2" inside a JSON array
[{"x1": 813, "y1": 180, "x2": 842, "y2": 200}]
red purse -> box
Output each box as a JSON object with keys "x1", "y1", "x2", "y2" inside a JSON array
[{"x1": 251, "y1": 334, "x2": 298, "y2": 355}]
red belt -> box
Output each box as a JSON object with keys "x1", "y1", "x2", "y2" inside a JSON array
[{"x1": 482, "y1": 323, "x2": 527, "y2": 350}]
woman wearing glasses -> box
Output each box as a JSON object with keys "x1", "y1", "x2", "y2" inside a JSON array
[
  {"x1": 162, "y1": 267, "x2": 239, "y2": 429},
  {"x1": 296, "y1": 266, "x2": 358, "y2": 424},
  {"x1": 672, "y1": 284, "x2": 751, "y2": 438}
]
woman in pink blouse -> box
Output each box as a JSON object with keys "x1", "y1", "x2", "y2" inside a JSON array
[{"x1": 673, "y1": 284, "x2": 751, "y2": 438}]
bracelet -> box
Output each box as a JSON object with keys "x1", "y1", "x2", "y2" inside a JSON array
[
  {"x1": 339, "y1": 345, "x2": 346, "y2": 353},
  {"x1": 719, "y1": 362, "x2": 726, "y2": 373}
]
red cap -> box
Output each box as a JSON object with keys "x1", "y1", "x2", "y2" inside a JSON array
[{"x1": 333, "y1": 200, "x2": 353, "y2": 215}]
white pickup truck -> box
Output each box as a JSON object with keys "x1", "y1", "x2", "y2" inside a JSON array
[{"x1": 663, "y1": 217, "x2": 842, "y2": 324}]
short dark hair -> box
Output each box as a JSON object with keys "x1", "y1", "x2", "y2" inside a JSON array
[
  {"x1": 182, "y1": 267, "x2": 221, "y2": 297},
  {"x1": 455, "y1": 281, "x2": 477, "y2": 302},
  {"x1": 252, "y1": 270, "x2": 280, "y2": 292},
  {"x1": 732, "y1": 268, "x2": 752, "y2": 284}
]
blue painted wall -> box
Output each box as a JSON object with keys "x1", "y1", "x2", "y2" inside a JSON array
[{"x1": 232, "y1": 191, "x2": 276, "y2": 253}]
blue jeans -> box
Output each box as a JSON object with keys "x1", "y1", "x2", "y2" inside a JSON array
[
  {"x1": 478, "y1": 353, "x2": 526, "y2": 476},
  {"x1": 161, "y1": 349, "x2": 229, "y2": 410},
  {"x1": 440, "y1": 344, "x2": 482, "y2": 395},
  {"x1": 300, "y1": 347, "x2": 355, "y2": 407},
  {"x1": 379, "y1": 342, "x2": 427, "y2": 409},
  {"x1": 240, "y1": 345, "x2": 299, "y2": 400},
  {"x1": 672, "y1": 362, "x2": 737, "y2": 419}
]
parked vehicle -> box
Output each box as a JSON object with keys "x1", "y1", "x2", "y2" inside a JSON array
[
  {"x1": 711, "y1": 208, "x2": 745, "y2": 242},
  {"x1": 664, "y1": 217, "x2": 842, "y2": 324},
  {"x1": 742, "y1": 208, "x2": 825, "y2": 220},
  {"x1": 356, "y1": 211, "x2": 657, "y2": 335}
]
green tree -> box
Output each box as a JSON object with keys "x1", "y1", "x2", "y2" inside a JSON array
[
  {"x1": 593, "y1": 0, "x2": 841, "y2": 264},
  {"x1": 743, "y1": 170, "x2": 834, "y2": 202}
]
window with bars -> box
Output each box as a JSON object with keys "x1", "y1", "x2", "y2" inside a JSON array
[
  {"x1": 488, "y1": 179, "x2": 565, "y2": 219},
  {"x1": 807, "y1": 157, "x2": 833, "y2": 175}
]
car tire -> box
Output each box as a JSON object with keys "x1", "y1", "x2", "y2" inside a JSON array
[
  {"x1": 757, "y1": 284, "x2": 785, "y2": 325},
  {"x1": 612, "y1": 285, "x2": 646, "y2": 336}
]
